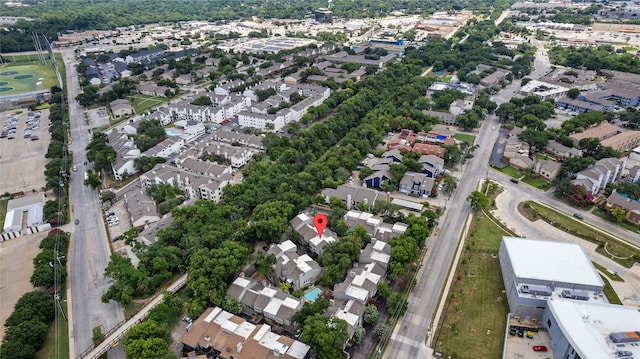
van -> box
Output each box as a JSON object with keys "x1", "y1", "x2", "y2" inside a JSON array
[{"x1": 573, "y1": 213, "x2": 584, "y2": 220}]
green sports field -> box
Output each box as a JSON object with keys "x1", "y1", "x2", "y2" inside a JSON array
[{"x1": 0, "y1": 63, "x2": 57, "y2": 96}]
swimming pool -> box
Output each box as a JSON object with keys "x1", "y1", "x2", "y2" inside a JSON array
[
  {"x1": 165, "y1": 129, "x2": 181, "y2": 136},
  {"x1": 303, "y1": 287, "x2": 321, "y2": 302}
]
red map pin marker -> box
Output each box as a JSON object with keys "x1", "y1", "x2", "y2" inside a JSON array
[{"x1": 313, "y1": 214, "x2": 327, "y2": 238}]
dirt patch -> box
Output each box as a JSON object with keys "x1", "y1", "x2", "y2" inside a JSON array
[
  {"x1": 0, "y1": 231, "x2": 50, "y2": 341},
  {"x1": 517, "y1": 201, "x2": 539, "y2": 222}
]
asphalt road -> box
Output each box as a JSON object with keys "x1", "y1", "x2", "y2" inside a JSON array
[
  {"x1": 62, "y1": 48, "x2": 125, "y2": 358},
  {"x1": 490, "y1": 36, "x2": 552, "y2": 105},
  {"x1": 383, "y1": 33, "x2": 565, "y2": 358},
  {"x1": 489, "y1": 171, "x2": 640, "y2": 247},
  {"x1": 384, "y1": 111, "x2": 502, "y2": 359}
]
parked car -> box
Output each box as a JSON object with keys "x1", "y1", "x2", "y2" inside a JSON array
[
  {"x1": 526, "y1": 331, "x2": 534, "y2": 339},
  {"x1": 533, "y1": 346, "x2": 547, "y2": 352},
  {"x1": 75, "y1": 219, "x2": 79, "y2": 225},
  {"x1": 510, "y1": 178, "x2": 519, "y2": 184}
]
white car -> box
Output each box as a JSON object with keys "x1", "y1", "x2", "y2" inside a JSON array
[{"x1": 72, "y1": 165, "x2": 78, "y2": 172}]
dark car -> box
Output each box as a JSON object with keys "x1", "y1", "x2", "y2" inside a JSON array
[
  {"x1": 573, "y1": 213, "x2": 584, "y2": 220},
  {"x1": 74, "y1": 219, "x2": 79, "y2": 225},
  {"x1": 533, "y1": 346, "x2": 548, "y2": 352},
  {"x1": 510, "y1": 178, "x2": 519, "y2": 184}
]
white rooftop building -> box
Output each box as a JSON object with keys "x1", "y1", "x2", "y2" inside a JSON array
[
  {"x1": 3, "y1": 192, "x2": 45, "y2": 234},
  {"x1": 499, "y1": 236, "x2": 605, "y2": 319},
  {"x1": 542, "y1": 298, "x2": 640, "y2": 359}
]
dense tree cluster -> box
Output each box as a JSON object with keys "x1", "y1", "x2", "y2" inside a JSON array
[
  {"x1": 550, "y1": 44, "x2": 640, "y2": 73},
  {"x1": 147, "y1": 183, "x2": 184, "y2": 215},
  {"x1": 86, "y1": 132, "x2": 117, "y2": 175},
  {"x1": 122, "y1": 294, "x2": 181, "y2": 359},
  {"x1": 44, "y1": 88, "x2": 71, "y2": 218},
  {"x1": 1, "y1": 230, "x2": 70, "y2": 358},
  {"x1": 134, "y1": 119, "x2": 167, "y2": 152},
  {"x1": 0, "y1": 291, "x2": 55, "y2": 359},
  {"x1": 404, "y1": 19, "x2": 535, "y2": 79},
  {"x1": 31, "y1": 232, "x2": 70, "y2": 289},
  {"x1": 95, "y1": 16, "x2": 530, "y2": 358}
]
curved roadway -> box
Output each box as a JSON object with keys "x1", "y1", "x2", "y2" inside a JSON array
[{"x1": 383, "y1": 26, "x2": 636, "y2": 358}]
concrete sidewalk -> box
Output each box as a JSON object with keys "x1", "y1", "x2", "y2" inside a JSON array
[{"x1": 492, "y1": 189, "x2": 640, "y2": 307}]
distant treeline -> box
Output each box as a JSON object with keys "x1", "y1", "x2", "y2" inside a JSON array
[{"x1": 0, "y1": 0, "x2": 512, "y2": 52}]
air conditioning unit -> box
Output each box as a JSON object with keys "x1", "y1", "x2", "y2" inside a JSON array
[
  {"x1": 514, "y1": 315, "x2": 520, "y2": 321},
  {"x1": 531, "y1": 318, "x2": 538, "y2": 324}
]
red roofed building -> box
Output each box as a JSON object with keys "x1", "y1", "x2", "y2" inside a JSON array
[{"x1": 412, "y1": 143, "x2": 446, "y2": 157}]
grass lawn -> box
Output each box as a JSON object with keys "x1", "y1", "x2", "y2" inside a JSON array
[
  {"x1": 525, "y1": 201, "x2": 640, "y2": 268},
  {"x1": 592, "y1": 261, "x2": 624, "y2": 282},
  {"x1": 521, "y1": 175, "x2": 552, "y2": 191},
  {"x1": 37, "y1": 290, "x2": 69, "y2": 359},
  {"x1": 0, "y1": 199, "x2": 8, "y2": 223},
  {"x1": 600, "y1": 274, "x2": 623, "y2": 305},
  {"x1": 534, "y1": 153, "x2": 553, "y2": 161},
  {"x1": 129, "y1": 94, "x2": 166, "y2": 114},
  {"x1": 0, "y1": 63, "x2": 57, "y2": 96},
  {"x1": 435, "y1": 213, "x2": 510, "y2": 359},
  {"x1": 454, "y1": 133, "x2": 476, "y2": 144},
  {"x1": 592, "y1": 208, "x2": 640, "y2": 233},
  {"x1": 497, "y1": 166, "x2": 521, "y2": 178}
]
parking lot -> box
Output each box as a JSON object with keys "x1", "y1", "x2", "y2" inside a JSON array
[
  {"x1": 504, "y1": 321, "x2": 556, "y2": 359},
  {"x1": 104, "y1": 198, "x2": 139, "y2": 265},
  {"x1": 87, "y1": 107, "x2": 110, "y2": 128},
  {"x1": 0, "y1": 109, "x2": 50, "y2": 194}
]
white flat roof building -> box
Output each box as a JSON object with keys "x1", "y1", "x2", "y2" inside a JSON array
[
  {"x1": 544, "y1": 298, "x2": 640, "y2": 359},
  {"x1": 503, "y1": 237, "x2": 603, "y2": 288},
  {"x1": 499, "y1": 236, "x2": 605, "y2": 318}
]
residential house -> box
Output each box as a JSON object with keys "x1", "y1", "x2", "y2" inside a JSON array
[
  {"x1": 534, "y1": 159, "x2": 561, "y2": 181},
  {"x1": 110, "y1": 98, "x2": 133, "y2": 117},
  {"x1": 321, "y1": 185, "x2": 385, "y2": 210},
  {"x1": 212, "y1": 129, "x2": 265, "y2": 151},
  {"x1": 107, "y1": 130, "x2": 140, "y2": 180},
  {"x1": 399, "y1": 172, "x2": 435, "y2": 197},
  {"x1": 449, "y1": 99, "x2": 473, "y2": 116},
  {"x1": 289, "y1": 213, "x2": 337, "y2": 255},
  {"x1": 143, "y1": 136, "x2": 185, "y2": 158},
  {"x1": 137, "y1": 83, "x2": 170, "y2": 97},
  {"x1": 510, "y1": 156, "x2": 534, "y2": 170},
  {"x1": 226, "y1": 277, "x2": 303, "y2": 333},
  {"x1": 423, "y1": 110, "x2": 456, "y2": 126},
  {"x1": 332, "y1": 262, "x2": 386, "y2": 304},
  {"x1": 572, "y1": 158, "x2": 626, "y2": 195},
  {"x1": 140, "y1": 164, "x2": 233, "y2": 203},
  {"x1": 343, "y1": 210, "x2": 407, "y2": 242},
  {"x1": 419, "y1": 154, "x2": 444, "y2": 177},
  {"x1": 569, "y1": 122, "x2": 620, "y2": 146},
  {"x1": 267, "y1": 240, "x2": 323, "y2": 290},
  {"x1": 545, "y1": 140, "x2": 583, "y2": 160},
  {"x1": 605, "y1": 191, "x2": 640, "y2": 224},
  {"x1": 123, "y1": 188, "x2": 160, "y2": 228},
  {"x1": 412, "y1": 143, "x2": 446, "y2": 158},
  {"x1": 358, "y1": 239, "x2": 391, "y2": 268},
  {"x1": 363, "y1": 164, "x2": 391, "y2": 189},
  {"x1": 480, "y1": 69, "x2": 510, "y2": 87},
  {"x1": 325, "y1": 299, "x2": 365, "y2": 343},
  {"x1": 181, "y1": 307, "x2": 310, "y2": 359},
  {"x1": 555, "y1": 96, "x2": 614, "y2": 113},
  {"x1": 381, "y1": 149, "x2": 403, "y2": 163},
  {"x1": 600, "y1": 131, "x2": 640, "y2": 152}
]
